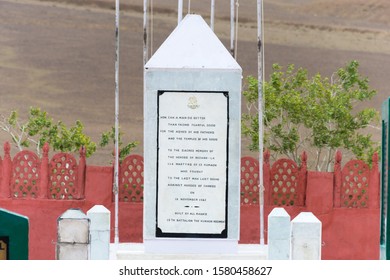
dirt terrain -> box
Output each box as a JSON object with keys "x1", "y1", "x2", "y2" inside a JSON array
[{"x1": 0, "y1": 0, "x2": 389, "y2": 165}]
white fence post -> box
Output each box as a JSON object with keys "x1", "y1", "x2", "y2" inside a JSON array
[
  {"x1": 87, "y1": 205, "x2": 111, "y2": 260},
  {"x1": 56, "y1": 208, "x2": 90, "y2": 260},
  {"x1": 267, "y1": 207, "x2": 291, "y2": 260},
  {"x1": 291, "y1": 212, "x2": 322, "y2": 260}
]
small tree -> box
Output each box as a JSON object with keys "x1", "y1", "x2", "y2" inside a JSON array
[
  {"x1": 242, "y1": 60, "x2": 380, "y2": 171},
  {"x1": 1, "y1": 107, "x2": 139, "y2": 161},
  {"x1": 0, "y1": 107, "x2": 96, "y2": 157}
]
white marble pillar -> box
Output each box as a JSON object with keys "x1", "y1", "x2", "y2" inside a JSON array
[
  {"x1": 56, "y1": 208, "x2": 90, "y2": 260},
  {"x1": 267, "y1": 207, "x2": 291, "y2": 260},
  {"x1": 87, "y1": 205, "x2": 111, "y2": 260},
  {"x1": 291, "y1": 212, "x2": 322, "y2": 260}
]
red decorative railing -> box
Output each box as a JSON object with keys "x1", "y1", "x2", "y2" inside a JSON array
[
  {"x1": 0, "y1": 142, "x2": 86, "y2": 200},
  {"x1": 49, "y1": 153, "x2": 80, "y2": 199},
  {"x1": 334, "y1": 151, "x2": 379, "y2": 208},
  {"x1": 11, "y1": 149, "x2": 41, "y2": 199},
  {"x1": 118, "y1": 154, "x2": 144, "y2": 202},
  {"x1": 0, "y1": 142, "x2": 379, "y2": 209},
  {"x1": 240, "y1": 156, "x2": 260, "y2": 205},
  {"x1": 0, "y1": 143, "x2": 381, "y2": 260}
]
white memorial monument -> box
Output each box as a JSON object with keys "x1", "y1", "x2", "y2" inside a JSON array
[{"x1": 143, "y1": 14, "x2": 242, "y2": 254}]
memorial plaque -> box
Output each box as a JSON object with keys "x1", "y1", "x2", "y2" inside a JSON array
[{"x1": 156, "y1": 91, "x2": 228, "y2": 238}]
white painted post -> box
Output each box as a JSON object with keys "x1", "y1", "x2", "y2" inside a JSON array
[
  {"x1": 56, "y1": 208, "x2": 90, "y2": 260},
  {"x1": 230, "y1": 0, "x2": 234, "y2": 56},
  {"x1": 143, "y1": 0, "x2": 149, "y2": 65},
  {"x1": 87, "y1": 205, "x2": 111, "y2": 260},
  {"x1": 210, "y1": 0, "x2": 215, "y2": 31},
  {"x1": 267, "y1": 207, "x2": 290, "y2": 260},
  {"x1": 114, "y1": 0, "x2": 120, "y2": 249},
  {"x1": 257, "y1": 0, "x2": 265, "y2": 246},
  {"x1": 291, "y1": 212, "x2": 322, "y2": 260},
  {"x1": 178, "y1": 0, "x2": 183, "y2": 24}
]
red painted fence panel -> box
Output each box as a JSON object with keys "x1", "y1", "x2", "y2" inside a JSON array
[{"x1": 0, "y1": 143, "x2": 380, "y2": 259}]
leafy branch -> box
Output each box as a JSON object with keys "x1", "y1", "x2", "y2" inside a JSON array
[
  {"x1": 99, "y1": 126, "x2": 138, "y2": 163},
  {"x1": 0, "y1": 107, "x2": 97, "y2": 157},
  {"x1": 242, "y1": 60, "x2": 380, "y2": 171}
]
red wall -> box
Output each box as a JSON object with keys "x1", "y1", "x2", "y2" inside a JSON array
[
  {"x1": 0, "y1": 149, "x2": 381, "y2": 260},
  {"x1": 239, "y1": 171, "x2": 380, "y2": 260},
  {"x1": 0, "y1": 165, "x2": 144, "y2": 259}
]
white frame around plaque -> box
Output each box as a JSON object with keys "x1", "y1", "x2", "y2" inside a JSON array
[{"x1": 156, "y1": 91, "x2": 229, "y2": 238}]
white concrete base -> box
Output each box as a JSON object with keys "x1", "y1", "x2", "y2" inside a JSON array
[
  {"x1": 144, "y1": 239, "x2": 238, "y2": 255},
  {"x1": 110, "y1": 243, "x2": 267, "y2": 260}
]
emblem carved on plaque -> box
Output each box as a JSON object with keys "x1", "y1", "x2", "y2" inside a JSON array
[{"x1": 187, "y1": 96, "x2": 200, "y2": 109}]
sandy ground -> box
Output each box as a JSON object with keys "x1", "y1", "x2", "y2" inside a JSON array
[{"x1": 0, "y1": 0, "x2": 389, "y2": 165}]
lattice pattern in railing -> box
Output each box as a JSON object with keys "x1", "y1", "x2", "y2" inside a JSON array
[
  {"x1": 270, "y1": 159, "x2": 299, "y2": 206},
  {"x1": 240, "y1": 157, "x2": 260, "y2": 205},
  {"x1": 11, "y1": 151, "x2": 40, "y2": 198},
  {"x1": 341, "y1": 160, "x2": 370, "y2": 208},
  {"x1": 119, "y1": 154, "x2": 144, "y2": 202},
  {"x1": 49, "y1": 153, "x2": 78, "y2": 199},
  {"x1": 2, "y1": 142, "x2": 377, "y2": 208}
]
